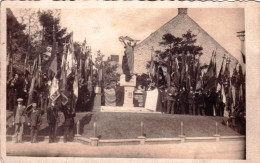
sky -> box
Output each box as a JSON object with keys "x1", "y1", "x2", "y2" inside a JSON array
[
  {"x1": 11, "y1": 8, "x2": 244, "y2": 61},
  {"x1": 60, "y1": 8, "x2": 244, "y2": 61}
]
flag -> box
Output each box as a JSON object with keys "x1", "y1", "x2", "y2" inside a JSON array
[
  {"x1": 203, "y1": 51, "x2": 217, "y2": 92},
  {"x1": 49, "y1": 25, "x2": 58, "y2": 75},
  {"x1": 240, "y1": 51, "x2": 245, "y2": 64},
  {"x1": 49, "y1": 54, "x2": 57, "y2": 75},
  {"x1": 217, "y1": 55, "x2": 226, "y2": 84},
  {"x1": 213, "y1": 51, "x2": 217, "y2": 77},
  {"x1": 65, "y1": 33, "x2": 76, "y2": 78},
  {"x1": 222, "y1": 85, "x2": 229, "y2": 118},
  {"x1": 223, "y1": 58, "x2": 231, "y2": 90},
  {"x1": 60, "y1": 92, "x2": 69, "y2": 106},
  {"x1": 173, "y1": 57, "x2": 180, "y2": 85},
  {"x1": 49, "y1": 77, "x2": 60, "y2": 102},
  {"x1": 73, "y1": 70, "x2": 79, "y2": 101},
  {"x1": 149, "y1": 49, "x2": 156, "y2": 79},
  {"x1": 204, "y1": 51, "x2": 215, "y2": 80}
]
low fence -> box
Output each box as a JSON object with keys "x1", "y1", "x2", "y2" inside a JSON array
[
  {"x1": 6, "y1": 134, "x2": 245, "y2": 146},
  {"x1": 7, "y1": 120, "x2": 245, "y2": 146}
]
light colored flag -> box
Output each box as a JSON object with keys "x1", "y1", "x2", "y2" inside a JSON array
[
  {"x1": 216, "y1": 83, "x2": 221, "y2": 92},
  {"x1": 50, "y1": 77, "x2": 60, "y2": 102},
  {"x1": 222, "y1": 85, "x2": 226, "y2": 104},
  {"x1": 65, "y1": 34, "x2": 76, "y2": 78},
  {"x1": 73, "y1": 70, "x2": 79, "y2": 101}
]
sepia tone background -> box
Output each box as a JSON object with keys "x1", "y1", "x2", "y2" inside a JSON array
[{"x1": 0, "y1": 1, "x2": 260, "y2": 163}]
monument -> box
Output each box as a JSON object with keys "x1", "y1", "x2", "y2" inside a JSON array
[{"x1": 119, "y1": 36, "x2": 139, "y2": 108}]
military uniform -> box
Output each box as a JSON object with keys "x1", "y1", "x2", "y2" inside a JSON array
[
  {"x1": 62, "y1": 108, "x2": 76, "y2": 143},
  {"x1": 47, "y1": 105, "x2": 59, "y2": 143},
  {"x1": 179, "y1": 89, "x2": 187, "y2": 114},
  {"x1": 28, "y1": 104, "x2": 43, "y2": 143},
  {"x1": 13, "y1": 98, "x2": 26, "y2": 143},
  {"x1": 187, "y1": 90, "x2": 195, "y2": 115},
  {"x1": 166, "y1": 86, "x2": 178, "y2": 114},
  {"x1": 195, "y1": 92, "x2": 205, "y2": 116}
]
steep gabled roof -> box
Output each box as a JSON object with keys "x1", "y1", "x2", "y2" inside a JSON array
[{"x1": 134, "y1": 9, "x2": 237, "y2": 75}]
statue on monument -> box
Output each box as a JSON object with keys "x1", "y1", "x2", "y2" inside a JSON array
[{"x1": 119, "y1": 36, "x2": 139, "y2": 82}]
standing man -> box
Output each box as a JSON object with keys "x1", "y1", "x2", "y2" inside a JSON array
[
  {"x1": 28, "y1": 103, "x2": 43, "y2": 143},
  {"x1": 13, "y1": 98, "x2": 26, "y2": 143},
  {"x1": 167, "y1": 84, "x2": 178, "y2": 114},
  {"x1": 179, "y1": 87, "x2": 187, "y2": 114},
  {"x1": 62, "y1": 106, "x2": 76, "y2": 143},
  {"x1": 195, "y1": 89, "x2": 205, "y2": 116},
  {"x1": 47, "y1": 102, "x2": 59, "y2": 143},
  {"x1": 8, "y1": 73, "x2": 19, "y2": 111},
  {"x1": 187, "y1": 87, "x2": 196, "y2": 115}
]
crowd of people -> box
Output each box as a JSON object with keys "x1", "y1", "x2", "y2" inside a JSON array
[{"x1": 158, "y1": 85, "x2": 227, "y2": 116}]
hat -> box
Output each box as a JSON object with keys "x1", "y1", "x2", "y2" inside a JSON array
[
  {"x1": 32, "y1": 103, "x2": 37, "y2": 107},
  {"x1": 17, "y1": 98, "x2": 23, "y2": 102},
  {"x1": 43, "y1": 52, "x2": 51, "y2": 57}
]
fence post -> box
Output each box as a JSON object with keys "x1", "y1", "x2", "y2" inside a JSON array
[
  {"x1": 214, "y1": 122, "x2": 220, "y2": 142},
  {"x1": 179, "y1": 121, "x2": 185, "y2": 143},
  {"x1": 90, "y1": 121, "x2": 99, "y2": 146},
  {"x1": 75, "y1": 120, "x2": 81, "y2": 140},
  {"x1": 138, "y1": 121, "x2": 146, "y2": 145}
]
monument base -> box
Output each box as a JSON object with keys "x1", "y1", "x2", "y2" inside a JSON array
[
  {"x1": 120, "y1": 74, "x2": 136, "y2": 107},
  {"x1": 123, "y1": 86, "x2": 135, "y2": 107}
]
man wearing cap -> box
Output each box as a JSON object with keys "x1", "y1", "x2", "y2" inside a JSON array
[
  {"x1": 47, "y1": 102, "x2": 59, "y2": 143},
  {"x1": 28, "y1": 103, "x2": 44, "y2": 143},
  {"x1": 195, "y1": 89, "x2": 205, "y2": 116},
  {"x1": 13, "y1": 98, "x2": 26, "y2": 143},
  {"x1": 187, "y1": 87, "x2": 196, "y2": 115},
  {"x1": 62, "y1": 106, "x2": 76, "y2": 143},
  {"x1": 166, "y1": 84, "x2": 179, "y2": 114}
]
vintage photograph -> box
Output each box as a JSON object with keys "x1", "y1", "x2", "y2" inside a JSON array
[{"x1": 4, "y1": 7, "x2": 246, "y2": 159}]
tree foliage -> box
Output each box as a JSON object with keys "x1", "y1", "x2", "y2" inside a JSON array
[{"x1": 158, "y1": 30, "x2": 203, "y2": 60}]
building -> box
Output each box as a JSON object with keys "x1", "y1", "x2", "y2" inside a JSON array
[{"x1": 134, "y1": 8, "x2": 238, "y2": 75}]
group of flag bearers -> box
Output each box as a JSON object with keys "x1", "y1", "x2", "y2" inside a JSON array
[
  {"x1": 9, "y1": 25, "x2": 94, "y2": 143},
  {"x1": 148, "y1": 49, "x2": 245, "y2": 121}
]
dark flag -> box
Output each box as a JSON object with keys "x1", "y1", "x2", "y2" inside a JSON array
[
  {"x1": 49, "y1": 25, "x2": 58, "y2": 75},
  {"x1": 241, "y1": 51, "x2": 246, "y2": 64},
  {"x1": 203, "y1": 52, "x2": 217, "y2": 93},
  {"x1": 217, "y1": 55, "x2": 226, "y2": 84}
]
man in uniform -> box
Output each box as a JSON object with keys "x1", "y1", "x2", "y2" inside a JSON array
[
  {"x1": 8, "y1": 74, "x2": 19, "y2": 111},
  {"x1": 28, "y1": 103, "x2": 44, "y2": 143},
  {"x1": 195, "y1": 89, "x2": 205, "y2": 116},
  {"x1": 13, "y1": 98, "x2": 26, "y2": 143},
  {"x1": 62, "y1": 106, "x2": 76, "y2": 143},
  {"x1": 47, "y1": 102, "x2": 59, "y2": 143},
  {"x1": 167, "y1": 84, "x2": 178, "y2": 114},
  {"x1": 179, "y1": 87, "x2": 187, "y2": 114},
  {"x1": 187, "y1": 87, "x2": 196, "y2": 115}
]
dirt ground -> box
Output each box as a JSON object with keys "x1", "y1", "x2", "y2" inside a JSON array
[{"x1": 5, "y1": 140, "x2": 245, "y2": 159}]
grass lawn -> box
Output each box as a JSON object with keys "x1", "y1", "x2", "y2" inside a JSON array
[{"x1": 6, "y1": 111, "x2": 242, "y2": 140}]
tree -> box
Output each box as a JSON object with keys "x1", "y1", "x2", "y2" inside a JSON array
[
  {"x1": 102, "y1": 59, "x2": 120, "y2": 88},
  {"x1": 38, "y1": 10, "x2": 70, "y2": 76},
  {"x1": 7, "y1": 9, "x2": 30, "y2": 78},
  {"x1": 148, "y1": 30, "x2": 203, "y2": 89}
]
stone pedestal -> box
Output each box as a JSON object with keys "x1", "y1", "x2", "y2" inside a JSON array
[
  {"x1": 123, "y1": 87, "x2": 135, "y2": 107},
  {"x1": 120, "y1": 74, "x2": 136, "y2": 107},
  {"x1": 214, "y1": 134, "x2": 221, "y2": 142},
  {"x1": 90, "y1": 137, "x2": 99, "y2": 146},
  {"x1": 179, "y1": 135, "x2": 186, "y2": 143},
  {"x1": 93, "y1": 87, "x2": 101, "y2": 112},
  {"x1": 138, "y1": 136, "x2": 146, "y2": 145}
]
